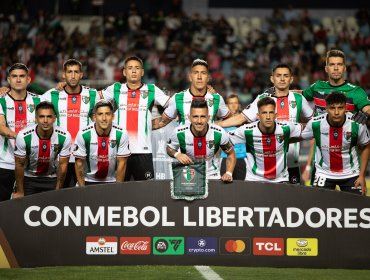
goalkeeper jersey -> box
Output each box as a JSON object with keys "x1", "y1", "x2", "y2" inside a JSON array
[
  {"x1": 0, "y1": 92, "x2": 43, "y2": 169},
  {"x1": 301, "y1": 113, "x2": 370, "y2": 179},
  {"x1": 231, "y1": 121, "x2": 302, "y2": 182},
  {"x1": 102, "y1": 83, "x2": 169, "y2": 154},
  {"x1": 167, "y1": 123, "x2": 232, "y2": 178},
  {"x1": 14, "y1": 124, "x2": 72, "y2": 177},
  {"x1": 242, "y1": 90, "x2": 313, "y2": 167},
  {"x1": 73, "y1": 124, "x2": 130, "y2": 182},
  {"x1": 163, "y1": 89, "x2": 230, "y2": 124},
  {"x1": 302, "y1": 80, "x2": 370, "y2": 115}
]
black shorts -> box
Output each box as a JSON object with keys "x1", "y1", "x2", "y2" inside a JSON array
[
  {"x1": 124, "y1": 154, "x2": 154, "y2": 181},
  {"x1": 220, "y1": 158, "x2": 246, "y2": 180},
  {"x1": 288, "y1": 166, "x2": 301, "y2": 184},
  {"x1": 313, "y1": 175, "x2": 361, "y2": 194},
  {"x1": 63, "y1": 162, "x2": 77, "y2": 188},
  {"x1": 24, "y1": 176, "x2": 56, "y2": 196},
  {"x1": 0, "y1": 168, "x2": 15, "y2": 201}
]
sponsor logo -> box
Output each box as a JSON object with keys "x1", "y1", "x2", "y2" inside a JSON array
[
  {"x1": 183, "y1": 167, "x2": 195, "y2": 182},
  {"x1": 153, "y1": 237, "x2": 184, "y2": 255},
  {"x1": 333, "y1": 129, "x2": 339, "y2": 140},
  {"x1": 17, "y1": 103, "x2": 24, "y2": 114},
  {"x1": 42, "y1": 141, "x2": 48, "y2": 152},
  {"x1": 280, "y1": 99, "x2": 285, "y2": 109},
  {"x1": 197, "y1": 139, "x2": 203, "y2": 150},
  {"x1": 253, "y1": 238, "x2": 284, "y2": 256},
  {"x1": 219, "y1": 238, "x2": 250, "y2": 255},
  {"x1": 120, "y1": 237, "x2": 151, "y2": 255},
  {"x1": 72, "y1": 95, "x2": 78, "y2": 104},
  {"x1": 266, "y1": 136, "x2": 272, "y2": 146},
  {"x1": 286, "y1": 238, "x2": 318, "y2": 256},
  {"x1": 86, "y1": 236, "x2": 118, "y2": 255},
  {"x1": 186, "y1": 237, "x2": 217, "y2": 255},
  {"x1": 145, "y1": 172, "x2": 152, "y2": 179},
  {"x1": 101, "y1": 138, "x2": 107, "y2": 150}
]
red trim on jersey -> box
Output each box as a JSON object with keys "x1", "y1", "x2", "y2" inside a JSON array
[
  {"x1": 36, "y1": 140, "x2": 51, "y2": 175},
  {"x1": 126, "y1": 89, "x2": 140, "y2": 134},
  {"x1": 14, "y1": 100, "x2": 27, "y2": 133},
  {"x1": 194, "y1": 137, "x2": 207, "y2": 158},
  {"x1": 67, "y1": 94, "x2": 81, "y2": 141},
  {"x1": 276, "y1": 96, "x2": 289, "y2": 121},
  {"x1": 95, "y1": 136, "x2": 110, "y2": 179},
  {"x1": 329, "y1": 126, "x2": 343, "y2": 172},
  {"x1": 345, "y1": 104, "x2": 355, "y2": 112},
  {"x1": 314, "y1": 97, "x2": 355, "y2": 112},
  {"x1": 262, "y1": 134, "x2": 277, "y2": 179}
]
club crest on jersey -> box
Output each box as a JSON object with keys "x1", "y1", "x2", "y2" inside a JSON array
[
  {"x1": 289, "y1": 101, "x2": 296, "y2": 108},
  {"x1": 266, "y1": 136, "x2": 272, "y2": 146},
  {"x1": 280, "y1": 99, "x2": 285, "y2": 109},
  {"x1": 42, "y1": 141, "x2": 48, "y2": 151},
  {"x1": 183, "y1": 167, "x2": 195, "y2": 182},
  {"x1": 51, "y1": 144, "x2": 59, "y2": 152},
  {"x1": 82, "y1": 96, "x2": 90, "y2": 104},
  {"x1": 109, "y1": 139, "x2": 116, "y2": 148},
  {"x1": 344, "y1": 131, "x2": 352, "y2": 141},
  {"x1": 333, "y1": 129, "x2": 339, "y2": 140},
  {"x1": 72, "y1": 95, "x2": 78, "y2": 104},
  {"x1": 207, "y1": 140, "x2": 214, "y2": 149},
  {"x1": 197, "y1": 139, "x2": 203, "y2": 150},
  {"x1": 276, "y1": 135, "x2": 284, "y2": 143},
  {"x1": 27, "y1": 104, "x2": 35, "y2": 113},
  {"x1": 101, "y1": 138, "x2": 107, "y2": 150},
  {"x1": 140, "y1": 90, "x2": 148, "y2": 99},
  {"x1": 207, "y1": 99, "x2": 214, "y2": 107}
]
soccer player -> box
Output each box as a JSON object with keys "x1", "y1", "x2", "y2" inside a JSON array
[
  {"x1": 43, "y1": 59, "x2": 100, "y2": 188},
  {"x1": 73, "y1": 100, "x2": 130, "y2": 186},
  {"x1": 300, "y1": 92, "x2": 370, "y2": 195},
  {"x1": 219, "y1": 94, "x2": 247, "y2": 180},
  {"x1": 166, "y1": 99, "x2": 235, "y2": 182},
  {"x1": 13, "y1": 102, "x2": 72, "y2": 198},
  {"x1": 0, "y1": 63, "x2": 43, "y2": 201},
  {"x1": 153, "y1": 58, "x2": 230, "y2": 128},
  {"x1": 218, "y1": 64, "x2": 313, "y2": 184},
  {"x1": 101, "y1": 56, "x2": 169, "y2": 181},
  {"x1": 230, "y1": 97, "x2": 303, "y2": 183}
]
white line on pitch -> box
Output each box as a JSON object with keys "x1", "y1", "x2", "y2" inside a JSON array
[{"x1": 194, "y1": 265, "x2": 223, "y2": 280}]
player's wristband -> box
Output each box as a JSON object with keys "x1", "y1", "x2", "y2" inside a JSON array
[
  {"x1": 226, "y1": 171, "x2": 233, "y2": 177},
  {"x1": 305, "y1": 165, "x2": 311, "y2": 171},
  {"x1": 174, "y1": 152, "x2": 180, "y2": 158}
]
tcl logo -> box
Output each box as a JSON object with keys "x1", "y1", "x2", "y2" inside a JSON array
[
  {"x1": 120, "y1": 237, "x2": 151, "y2": 255},
  {"x1": 253, "y1": 238, "x2": 284, "y2": 256}
]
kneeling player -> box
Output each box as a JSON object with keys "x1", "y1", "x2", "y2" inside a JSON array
[{"x1": 13, "y1": 102, "x2": 72, "y2": 197}]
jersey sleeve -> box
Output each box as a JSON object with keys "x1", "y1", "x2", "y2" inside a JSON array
[
  {"x1": 0, "y1": 98, "x2": 4, "y2": 115},
  {"x1": 216, "y1": 95, "x2": 230, "y2": 119},
  {"x1": 154, "y1": 86, "x2": 170, "y2": 108},
  {"x1": 229, "y1": 125, "x2": 246, "y2": 145},
  {"x1": 14, "y1": 132, "x2": 27, "y2": 158},
  {"x1": 220, "y1": 129, "x2": 233, "y2": 152},
  {"x1": 302, "y1": 82, "x2": 316, "y2": 101},
  {"x1": 101, "y1": 84, "x2": 115, "y2": 102},
  {"x1": 117, "y1": 130, "x2": 131, "y2": 157},
  {"x1": 59, "y1": 132, "x2": 72, "y2": 158},
  {"x1": 358, "y1": 124, "x2": 370, "y2": 146},
  {"x1": 353, "y1": 87, "x2": 370, "y2": 111},
  {"x1": 163, "y1": 95, "x2": 178, "y2": 120},
  {"x1": 301, "y1": 96, "x2": 314, "y2": 119},
  {"x1": 167, "y1": 129, "x2": 180, "y2": 151},
  {"x1": 73, "y1": 131, "x2": 87, "y2": 158},
  {"x1": 289, "y1": 122, "x2": 303, "y2": 138},
  {"x1": 241, "y1": 97, "x2": 259, "y2": 122},
  {"x1": 300, "y1": 120, "x2": 314, "y2": 140}
]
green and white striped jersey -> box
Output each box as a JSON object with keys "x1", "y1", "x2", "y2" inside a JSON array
[
  {"x1": 14, "y1": 124, "x2": 72, "y2": 177},
  {"x1": 0, "y1": 92, "x2": 43, "y2": 169},
  {"x1": 167, "y1": 123, "x2": 232, "y2": 179},
  {"x1": 163, "y1": 89, "x2": 230, "y2": 124},
  {"x1": 231, "y1": 121, "x2": 302, "y2": 182},
  {"x1": 73, "y1": 124, "x2": 130, "y2": 182},
  {"x1": 301, "y1": 113, "x2": 370, "y2": 179}
]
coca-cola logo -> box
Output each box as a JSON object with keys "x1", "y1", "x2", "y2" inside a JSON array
[{"x1": 119, "y1": 237, "x2": 151, "y2": 255}]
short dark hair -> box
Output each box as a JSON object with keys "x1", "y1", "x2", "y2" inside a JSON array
[
  {"x1": 325, "y1": 91, "x2": 347, "y2": 106},
  {"x1": 272, "y1": 63, "x2": 292, "y2": 75},
  {"x1": 326, "y1": 49, "x2": 346, "y2": 65},
  {"x1": 123, "y1": 56, "x2": 144, "y2": 68},
  {"x1": 190, "y1": 98, "x2": 208, "y2": 110},
  {"x1": 8, "y1": 63, "x2": 29, "y2": 76},
  {"x1": 257, "y1": 97, "x2": 276, "y2": 110},
  {"x1": 226, "y1": 94, "x2": 239, "y2": 104},
  {"x1": 93, "y1": 99, "x2": 114, "y2": 113},
  {"x1": 36, "y1": 101, "x2": 56, "y2": 115},
  {"x1": 63, "y1": 59, "x2": 82, "y2": 71},
  {"x1": 191, "y1": 58, "x2": 208, "y2": 70}
]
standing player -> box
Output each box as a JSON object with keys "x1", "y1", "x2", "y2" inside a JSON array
[
  {"x1": 218, "y1": 64, "x2": 313, "y2": 184},
  {"x1": 167, "y1": 99, "x2": 235, "y2": 182},
  {"x1": 43, "y1": 59, "x2": 100, "y2": 188},
  {"x1": 153, "y1": 58, "x2": 230, "y2": 128},
  {"x1": 13, "y1": 102, "x2": 71, "y2": 197},
  {"x1": 0, "y1": 63, "x2": 43, "y2": 201},
  {"x1": 230, "y1": 97, "x2": 302, "y2": 183},
  {"x1": 301, "y1": 92, "x2": 370, "y2": 195},
  {"x1": 74, "y1": 100, "x2": 130, "y2": 186},
  {"x1": 101, "y1": 56, "x2": 169, "y2": 181}
]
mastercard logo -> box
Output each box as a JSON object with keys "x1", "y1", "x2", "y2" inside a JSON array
[{"x1": 224, "y1": 240, "x2": 246, "y2": 253}]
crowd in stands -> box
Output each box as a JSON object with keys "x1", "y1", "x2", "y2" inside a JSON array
[{"x1": 0, "y1": 4, "x2": 369, "y2": 104}]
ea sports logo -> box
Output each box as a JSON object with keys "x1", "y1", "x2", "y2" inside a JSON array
[
  {"x1": 224, "y1": 240, "x2": 246, "y2": 253},
  {"x1": 145, "y1": 172, "x2": 152, "y2": 179}
]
